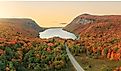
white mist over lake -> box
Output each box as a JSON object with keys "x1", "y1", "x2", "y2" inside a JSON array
[{"x1": 39, "y1": 28, "x2": 77, "y2": 40}]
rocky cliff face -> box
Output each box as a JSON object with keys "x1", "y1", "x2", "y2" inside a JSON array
[
  {"x1": 63, "y1": 14, "x2": 94, "y2": 34},
  {"x1": 0, "y1": 18, "x2": 44, "y2": 38}
]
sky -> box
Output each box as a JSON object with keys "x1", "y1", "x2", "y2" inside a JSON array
[{"x1": 0, "y1": 1, "x2": 121, "y2": 27}]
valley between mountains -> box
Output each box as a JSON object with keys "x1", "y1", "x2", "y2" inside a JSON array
[{"x1": 0, "y1": 14, "x2": 121, "y2": 71}]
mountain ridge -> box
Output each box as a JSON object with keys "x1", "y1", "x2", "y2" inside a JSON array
[{"x1": 63, "y1": 14, "x2": 121, "y2": 34}]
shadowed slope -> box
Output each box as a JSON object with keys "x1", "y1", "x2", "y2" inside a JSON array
[{"x1": 0, "y1": 18, "x2": 44, "y2": 38}]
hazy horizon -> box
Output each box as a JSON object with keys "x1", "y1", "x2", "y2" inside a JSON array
[{"x1": 0, "y1": 1, "x2": 121, "y2": 27}]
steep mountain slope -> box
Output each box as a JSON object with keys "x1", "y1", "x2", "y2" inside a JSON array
[
  {"x1": 63, "y1": 14, "x2": 121, "y2": 34},
  {"x1": 0, "y1": 18, "x2": 44, "y2": 38},
  {"x1": 64, "y1": 14, "x2": 121, "y2": 60}
]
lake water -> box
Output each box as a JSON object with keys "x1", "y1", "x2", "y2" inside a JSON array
[{"x1": 39, "y1": 28, "x2": 77, "y2": 40}]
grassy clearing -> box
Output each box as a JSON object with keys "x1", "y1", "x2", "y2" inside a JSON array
[{"x1": 74, "y1": 54, "x2": 121, "y2": 71}]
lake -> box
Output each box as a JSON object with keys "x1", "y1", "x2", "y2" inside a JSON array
[{"x1": 39, "y1": 28, "x2": 77, "y2": 40}]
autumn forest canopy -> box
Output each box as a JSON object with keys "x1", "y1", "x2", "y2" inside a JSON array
[{"x1": 1, "y1": 14, "x2": 121, "y2": 71}]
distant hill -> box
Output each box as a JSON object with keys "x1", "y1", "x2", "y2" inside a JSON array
[{"x1": 0, "y1": 18, "x2": 44, "y2": 38}]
